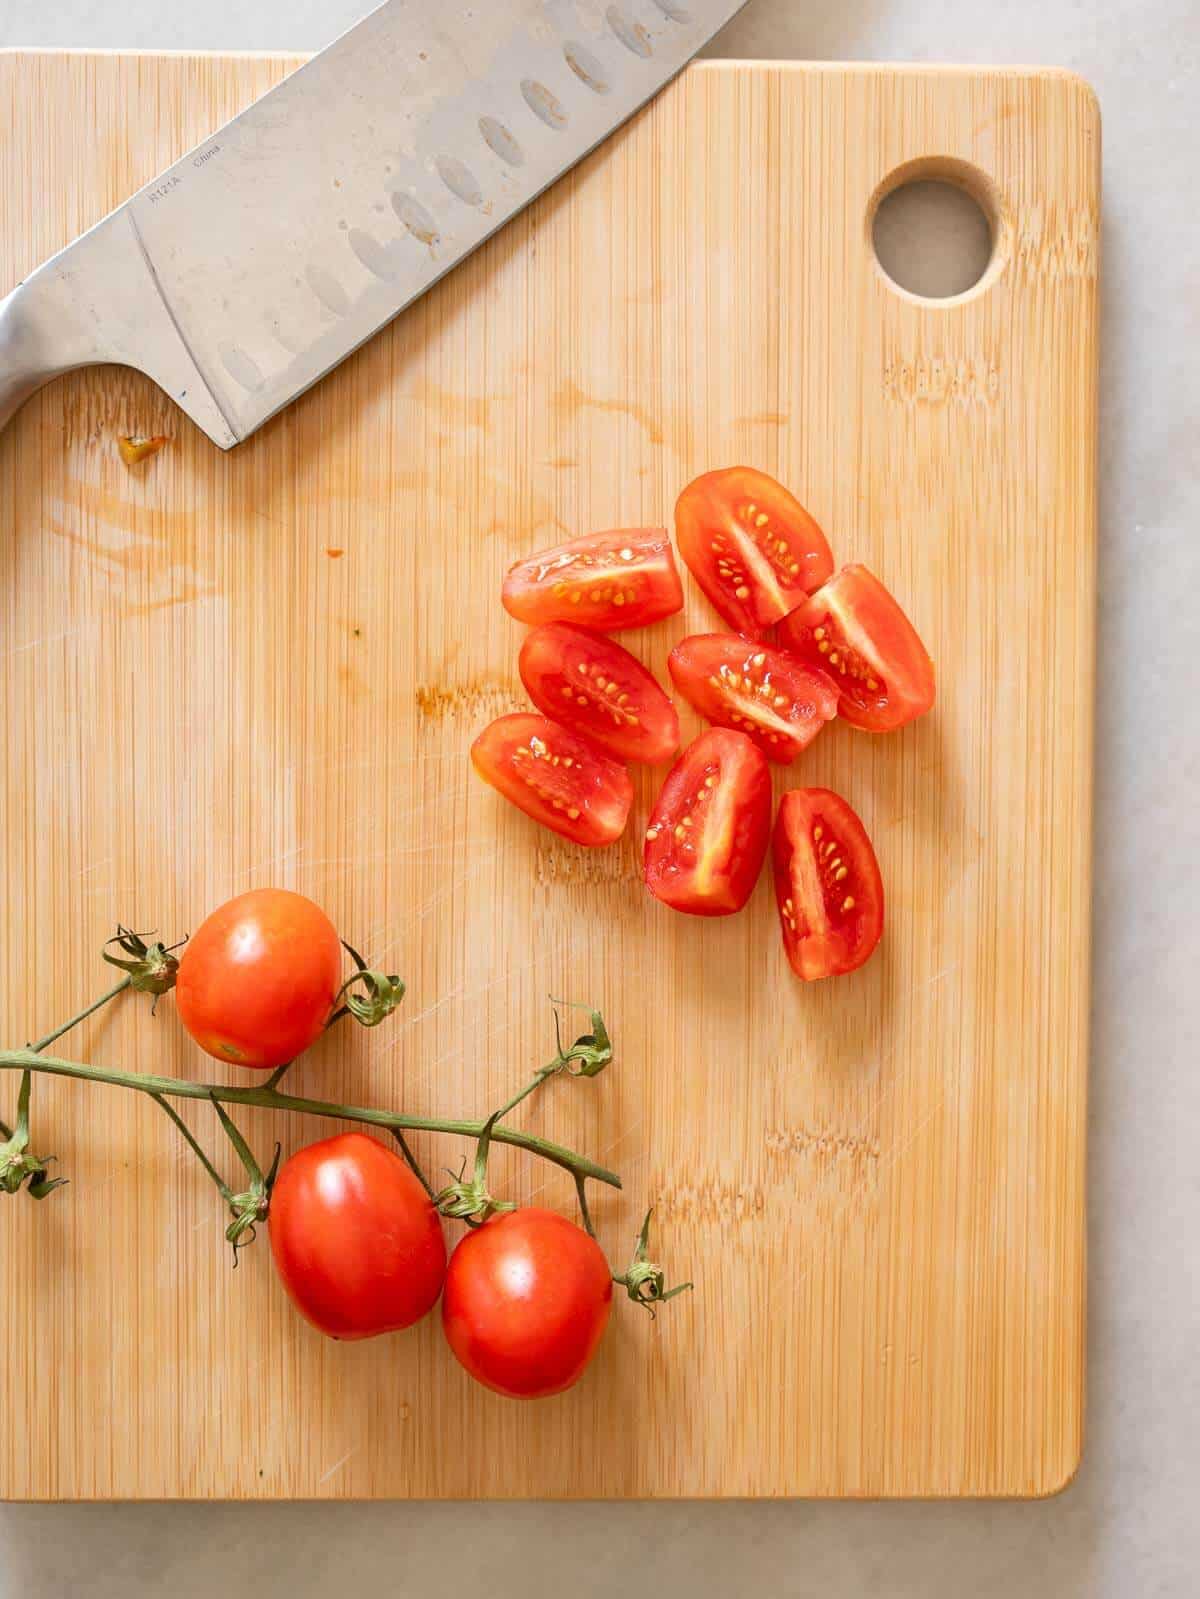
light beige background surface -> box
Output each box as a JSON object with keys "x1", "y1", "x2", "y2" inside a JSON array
[{"x1": 0, "y1": 0, "x2": 1195, "y2": 1591}]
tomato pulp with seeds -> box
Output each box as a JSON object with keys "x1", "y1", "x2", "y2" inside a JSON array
[
  {"x1": 773, "y1": 788, "x2": 884, "y2": 979},
  {"x1": 501, "y1": 528, "x2": 684, "y2": 633},
  {"x1": 674, "y1": 467, "x2": 834, "y2": 637},
  {"x1": 442, "y1": 1207, "x2": 613, "y2": 1399},
  {"x1": 778, "y1": 564, "x2": 935, "y2": 732},
  {"x1": 518, "y1": 622, "x2": 680, "y2": 765},
  {"x1": 643, "y1": 728, "x2": 772, "y2": 916},
  {"x1": 175, "y1": 888, "x2": 343, "y2": 1069},
  {"x1": 668, "y1": 634, "x2": 838, "y2": 765},
  {"x1": 269, "y1": 1133, "x2": 447, "y2": 1341},
  {"x1": 471, "y1": 713, "x2": 633, "y2": 846}
]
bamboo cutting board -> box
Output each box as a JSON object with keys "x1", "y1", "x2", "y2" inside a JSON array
[{"x1": 0, "y1": 51, "x2": 1097, "y2": 1499}]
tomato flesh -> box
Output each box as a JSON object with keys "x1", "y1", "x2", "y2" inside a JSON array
[
  {"x1": 675, "y1": 467, "x2": 834, "y2": 637},
  {"x1": 643, "y1": 728, "x2": 772, "y2": 916},
  {"x1": 773, "y1": 788, "x2": 884, "y2": 979},
  {"x1": 502, "y1": 528, "x2": 683, "y2": 633},
  {"x1": 472, "y1": 713, "x2": 632, "y2": 846},
  {"x1": 668, "y1": 633, "x2": 838, "y2": 765},
  {"x1": 175, "y1": 888, "x2": 343, "y2": 1069},
  {"x1": 269, "y1": 1133, "x2": 447, "y2": 1340},
  {"x1": 442, "y1": 1208, "x2": 613, "y2": 1399},
  {"x1": 778, "y1": 564, "x2": 935, "y2": 731},
  {"x1": 518, "y1": 622, "x2": 679, "y2": 765}
]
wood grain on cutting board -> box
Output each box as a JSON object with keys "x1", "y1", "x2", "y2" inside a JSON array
[{"x1": 0, "y1": 51, "x2": 1097, "y2": 1499}]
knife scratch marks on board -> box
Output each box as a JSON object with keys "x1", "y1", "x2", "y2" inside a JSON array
[{"x1": 317, "y1": 1450, "x2": 357, "y2": 1485}]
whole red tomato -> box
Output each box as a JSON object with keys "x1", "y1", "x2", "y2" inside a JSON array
[
  {"x1": 269, "y1": 1133, "x2": 447, "y2": 1340},
  {"x1": 175, "y1": 888, "x2": 343, "y2": 1068},
  {"x1": 441, "y1": 1207, "x2": 613, "y2": 1398}
]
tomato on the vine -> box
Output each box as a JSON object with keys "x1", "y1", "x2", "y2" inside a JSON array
[
  {"x1": 668, "y1": 633, "x2": 838, "y2": 765},
  {"x1": 175, "y1": 888, "x2": 342, "y2": 1069},
  {"x1": 773, "y1": 788, "x2": 884, "y2": 979},
  {"x1": 269, "y1": 1133, "x2": 447, "y2": 1340},
  {"x1": 643, "y1": 728, "x2": 772, "y2": 916},
  {"x1": 675, "y1": 467, "x2": 834, "y2": 637},
  {"x1": 778, "y1": 564, "x2": 935, "y2": 731},
  {"x1": 519, "y1": 622, "x2": 679, "y2": 764},
  {"x1": 471, "y1": 713, "x2": 633, "y2": 846},
  {"x1": 441, "y1": 1207, "x2": 613, "y2": 1398},
  {"x1": 502, "y1": 528, "x2": 683, "y2": 633}
]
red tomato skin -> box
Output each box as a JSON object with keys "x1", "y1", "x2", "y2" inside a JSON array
[
  {"x1": 518, "y1": 622, "x2": 680, "y2": 764},
  {"x1": 778, "y1": 565, "x2": 935, "y2": 732},
  {"x1": 471, "y1": 713, "x2": 633, "y2": 847},
  {"x1": 667, "y1": 633, "x2": 838, "y2": 765},
  {"x1": 441, "y1": 1208, "x2": 613, "y2": 1399},
  {"x1": 175, "y1": 888, "x2": 343, "y2": 1069},
  {"x1": 502, "y1": 529, "x2": 683, "y2": 633},
  {"x1": 773, "y1": 788, "x2": 884, "y2": 980},
  {"x1": 269, "y1": 1133, "x2": 447, "y2": 1341},
  {"x1": 675, "y1": 468, "x2": 835, "y2": 637},
  {"x1": 644, "y1": 729, "x2": 772, "y2": 916}
]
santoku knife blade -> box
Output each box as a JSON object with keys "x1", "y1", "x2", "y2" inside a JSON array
[{"x1": 0, "y1": 0, "x2": 747, "y2": 448}]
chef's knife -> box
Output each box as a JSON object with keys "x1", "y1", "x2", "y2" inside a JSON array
[{"x1": 0, "y1": 0, "x2": 746, "y2": 449}]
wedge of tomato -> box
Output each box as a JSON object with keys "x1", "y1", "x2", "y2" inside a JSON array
[
  {"x1": 773, "y1": 789, "x2": 883, "y2": 979},
  {"x1": 675, "y1": 467, "x2": 834, "y2": 637},
  {"x1": 472, "y1": 713, "x2": 632, "y2": 846},
  {"x1": 518, "y1": 623, "x2": 679, "y2": 765},
  {"x1": 667, "y1": 634, "x2": 838, "y2": 766},
  {"x1": 502, "y1": 528, "x2": 683, "y2": 633},
  {"x1": 643, "y1": 729, "x2": 771, "y2": 916},
  {"x1": 778, "y1": 565, "x2": 935, "y2": 732}
]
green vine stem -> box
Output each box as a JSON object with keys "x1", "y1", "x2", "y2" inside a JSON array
[{"x1": 0, "y1": 1048, "x2": 622, "y2": 1192}]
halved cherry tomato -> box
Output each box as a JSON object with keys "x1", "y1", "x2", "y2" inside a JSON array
[
  {"x1": 778, "y1": 565, "x2": 935, "y2": 732},
  {"x1": 501, "y1": 528, "x2": 683, "y2": 633},
  {"x1": 175, "y1": 888, "x2": 343, "y2": 1069},
  {"x1": 668, "y1": 634, "x2": 838, "y2": 765},
  {"x1": 643, "y1": 729, "x2": 771, "y2": 916},
  {"x1": 773, "y1": 789, "x2": 884, "y2": 979},
  {"x1": 269, "y1": 1133, "x2": 447, "y2": 1341},
  {"x1": 441, "y1": 1207, "x2": 613, "y2": 1399},
  {"x1": 675, "y1": 467, "x2": 834, "y2": 637},
  {"x1": 518, "y1": 622, "x2": 679, "y2": 765},
  {"x1": 471, "y1": 713, "x2": 633, "y2": 846}
]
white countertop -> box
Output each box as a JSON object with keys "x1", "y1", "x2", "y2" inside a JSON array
[{"x1": 1, "y1": 0, "x2": 1196, "y2": 1593}]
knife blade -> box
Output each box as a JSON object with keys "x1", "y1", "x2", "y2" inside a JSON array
[{"x1": 0, "y1": 0, "x2": 747, "y2": 449}]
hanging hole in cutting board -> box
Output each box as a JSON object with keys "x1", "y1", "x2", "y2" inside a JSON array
[{"x1": 869, "y1": 158, "x2": 1005, "y2": 304}]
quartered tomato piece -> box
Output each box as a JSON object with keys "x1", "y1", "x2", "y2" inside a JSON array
[
  {"x1": 501, "y1": 528, "x2": 683, "y2": 633},
  {"x1": 674, "y1": 467, "x2": 834, "y2": 637},
  {"x1": 773, "y1": 789, "x2": 884, "y2": 980},
  {"x1": 667, "y1": 634, "x2": 838, "y2": 766},
  {"x1": 472, "y1": 714, "x2": 633, "y2": 847},
  {"x1": 519, "y1": 623, "x2": 679, "y2": 764},
  {"x1": 778, "y1": 565, "x2": 935, "y2": 732},
  {"x1": 643, "y1": 729, "x2": 771, "y2": 916}
]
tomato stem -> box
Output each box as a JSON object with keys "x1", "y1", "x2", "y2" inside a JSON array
[
  {"x1": 28, "y1": 977, "x2": 131, "y2": 1055},
  {"x1": 0, "y1": 1050, "x2": 623, "y2": 1191},
  {"x1": 574, "y1": 1172, "x2": 596, "y2": 1239},
  {"x1": 148, "y1": 1093, "x2": 231, "y2": 1200},
  {"x1": 390, "y1": 1129, "x2": 436, "y2": 1201}
]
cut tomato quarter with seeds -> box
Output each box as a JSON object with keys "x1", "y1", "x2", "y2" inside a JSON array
[
  {"x1": 643, "y1": 729, "x2": 772, "y2": 916},
  {"x1": 502, "y1": 528, "x2": 683, "y2": 633},
  {"x1": 472, "y1": 714, "x2": 633, "y2": 847},
  {"x1": 778, "y1": 564, "x2": 935, "y2": 732},
  {"x1": 674, "y1": 467, "x2": 834, "y2": 637},
  {"x1": 519, "y1": 623, "x2": 679, "y2": 764},
  {"x1": 773, "y1": 788, "x2": 884, "y2": 979},
  {"x1": 668, "y1": 634, "x2": 838, "y2": 765}
]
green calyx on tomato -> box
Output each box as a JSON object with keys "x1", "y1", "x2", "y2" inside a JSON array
[
  {"x1": 613, "y1": 1208, "x2": 693, "y2": 1317},
  {"x1": 328, "y1": 940, "x2": 406, "y2": 1029},
  {"x1": 101, "y1": 924, "x2": 185, "y2": 1007}
]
